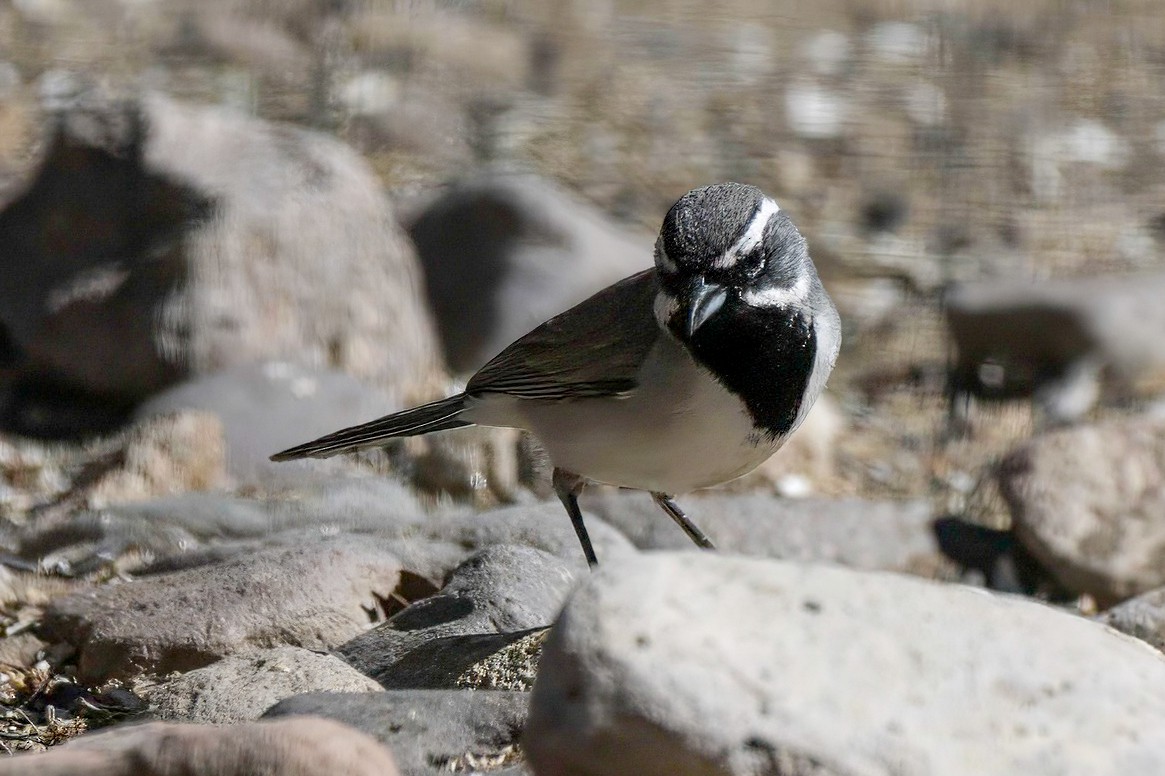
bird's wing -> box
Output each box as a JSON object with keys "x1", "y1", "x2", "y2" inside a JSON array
[{"x1": 467, "y1": 269, "x2": 661, "y2": 400}]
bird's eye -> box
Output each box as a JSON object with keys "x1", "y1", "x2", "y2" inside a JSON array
[{"x1": 741, "y1": 250, "x2": 767, "y2": 278}]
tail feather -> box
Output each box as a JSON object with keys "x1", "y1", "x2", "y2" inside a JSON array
[{"x1": 270, "y1": 394, "x2": 469, "y2": 461}]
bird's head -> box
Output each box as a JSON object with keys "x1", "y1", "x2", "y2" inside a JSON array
[{"x1": 652, "y1": 182, "x2": 815, "y2": 341}]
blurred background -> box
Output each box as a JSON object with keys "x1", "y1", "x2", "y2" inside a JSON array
[{"x1": 2, "y1": 0, "x2": 1165, "y2": 597}]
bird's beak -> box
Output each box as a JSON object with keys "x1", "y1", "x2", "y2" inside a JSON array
[{"x1": 685, "y1": 277, "x2": 727, "y2": 337}]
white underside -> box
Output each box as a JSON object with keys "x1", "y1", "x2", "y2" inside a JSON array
[{"x1": 463, "y1": 334, "x2": 788, "y2": 494}]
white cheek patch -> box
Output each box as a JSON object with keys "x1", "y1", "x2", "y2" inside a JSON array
[
  {"x1": 741, "y1": 272, "x2": 810, "y2": 309},
  {"x1": 712, "y1": 197, "x2": 780, "y2": 270},
  {"x1": 653, "y1": 291, "x2": 679, "y2": 328}
]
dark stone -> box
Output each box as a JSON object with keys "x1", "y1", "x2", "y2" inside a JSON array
[
  {"x1": 406, "y1": 173, "x2": 650, "y2": 373},
  {"x1": 339, "y1": 545, "x2": 575, "y2": 688},
  {"x1": 0, "y1": 84, "x2": 441, "y2": 438}
]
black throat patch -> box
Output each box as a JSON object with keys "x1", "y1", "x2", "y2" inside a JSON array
[{"x1": 684, "y1": 302, "x2": 817, "y2": 442}]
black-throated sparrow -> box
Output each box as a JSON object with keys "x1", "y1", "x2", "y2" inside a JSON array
[{"x1": 272, "y1": 182, "x2": 841, "y2": 566}]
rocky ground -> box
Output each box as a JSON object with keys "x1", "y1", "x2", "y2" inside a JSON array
[{"x1": 0, "y1": 0, "x2": 1165, "y2": 774}]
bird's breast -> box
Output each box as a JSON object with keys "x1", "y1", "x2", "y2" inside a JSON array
[{"x1": 476, "y1": 334, "x2": 785, "y2": 494}]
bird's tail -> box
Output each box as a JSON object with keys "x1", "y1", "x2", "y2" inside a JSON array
[{"x1": 270, "y1": 394, "x2": 470, "y2": 461}]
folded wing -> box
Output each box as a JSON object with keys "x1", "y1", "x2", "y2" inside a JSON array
[{"x1": 468, "y1": 269, "x2": 660, "y2": 401}]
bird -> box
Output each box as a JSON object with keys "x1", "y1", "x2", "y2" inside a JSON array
[{"x1": 272, "y1": 182, "x2": 841, "y2": 567}]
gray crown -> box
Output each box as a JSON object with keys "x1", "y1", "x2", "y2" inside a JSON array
[{"x1": 657, "y1": 182, "x2": 765, "y2": 268}]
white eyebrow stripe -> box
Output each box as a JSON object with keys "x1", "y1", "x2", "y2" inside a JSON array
[
  {"x1": 740, "y1": 272, "x2": 810, "y2": 308},
  {"x1": 712, "y1": 197, "x2": 780, "y2": 269}
]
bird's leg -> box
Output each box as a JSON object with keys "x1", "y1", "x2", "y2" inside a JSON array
[
  {"x1": 651, "y1": 493, "x2": 716, "y2": 550},
  {"x1": 553, "y1": 468, "x2": 598, "y2": 568}
]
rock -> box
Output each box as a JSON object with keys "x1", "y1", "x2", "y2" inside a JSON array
[
  {"x1": 264, "y1": 690, "x2": 527, "y2": 775},
  {"x1": 18, "y1": 478, "x2": 424, "y2": 576},
  {"x1": 338, "y1": 71, "x2": 403, "y2": 118},
  {"x1": 397, "y1": 502, "x2": 636, "y2": 573},
  {"x1": 298, "y1": 495, "x2": 634, "y2": 578},
  {"x1": 1099, "y1": 587, "x2": 1165, "y2": 652},
  {"x1": 339, "y1": 545, "x2": 574, "y2": 688},
  {"x1": 945, "y1": 272, "x2": 1165, "y2": 422},
  {"x1": 865, "y1": 21, "x2": 929, "y2": 63},
  {"x1": 903, "y1": 79, "x2": 947, "y2": 127},
  {"x1": 133, "y1": 363, "x2": 399, "y2": 489},
  {"x1": 0, "y1": 83, "x2": 441, "y2": 437},
  {"x1": 801, "y1": 30, "x2": 851, "y2": 77},
  {"x1": 579, "y1": 490, "x2": 945, "y2": 576},
  {"x1": 526, "y1": 553, "x2": 1165, "y2": 776},
  {"x1": 170, "y1": 7, "x2": 313, "y2": 86},
  {"x1": 20, "y1": 487, "x2": 631, "y2": 589},
  {"x1": 0, "y1": 632, "x2": 48, "y2": 668},
  {"x1": 18, "y1": 493, "x2": 257, "y2": 577},
  {"x1": 404, "y1": 173, "x2": 651, "y2": 372},
  {"x1": 456, "y1": 628, "x2": 548, "y2": 691},
  {"x1": 38, "y1": 536, "x2": 402, "y2": 681},
  {"x1": 784, "y1": 79, "x2": 849, "y2": 140},
  {"x1": 931, "y1": 516, "x2": 1065, "y2": 596},
  {"x1": 48, "y1": 411, "x2": 227, "y2": 515},
  {"x1": 0, "y1": 717, "x2": 400, "y2": 776},
  {"x1": 92, "y1": 411, "x2": 227, "y2": 502},
  {"x1": 338, "y1": 537, "x2": 464, "y2": 586},
  {"x1": 1029, "y1": 119, "x2": 1130, "y2": 202},
  {"x1": 347, "y1": 80, "x2": 473, "y2": 169},
  {"x1": 136, "y1": 360, "x2": 525, "y2": 502},
  {"x1": 859, "y1": 191, "x2": 910, "y2": 235},
  {"x1": 148, "y1": 646, "x2": 383, "y2": 723},
  {"x1": 723, "y1": 23, "x2": 773, "y2": 86},
  {"x1": 18, "y1": 485, "x2": 624, "y2": 584},
  {"x1": 286, "y1": 476, "x2": 426, "y2": 527},
  {"x1": 341, "y1": 5, "x2": 533, "y2": 162},
  {"x1": 348, "y1": 629, "x2": 543, "y2": 692},
  {"x1": 401, "y1": 424, "x2": 527, "y2": 508},
  {"x1": 826, "y1": 276, "x2": 908, "y2": 338},
  {"x1": 0, "y1": 436, "x2": 65, "y2": 516},
  {"x1": 998, "y1": 414, "x2": 1165, "y2": 605},
  {"x1": 348, "y1": 8, "x2": 530, "y2": 94},
  {"x1": 815, "y1": 226, "x2": 944, "y2": 293}
]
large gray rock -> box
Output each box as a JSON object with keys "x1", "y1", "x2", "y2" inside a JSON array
[
  {"x1": 134, "y1": 363, "x2": 401, "y2": 489},
  {"x1": 38, "y1": 536, "x2": 402, "y2": 681},
  {"x1": 339, "y1": 545, "x2": 574, "y2": 688},
  {"x1": 0, "y1": 84, "x2": 441, "y2": 436},
  {"x1": 148, "y1": 646, "x2": 384, "y2": 723},
  {"x1": 998, "y1": 414, "x2": 1165, "y2": 605},
  {"x1": 264, "y1": 690, "x2": 528, "y2": 776},
  {"x1": 581, "y1": 490, "x2": 945, "y2": 576},
  {"x1": 0, "y1": 717, "x2": 400, "y2": 776},
  {"x1": 945, "y1": 272, "x2": 1165, "y2": 421},
  {"x1": 526, "y1": 553, "x2": 1165, "y2": 776},
  {"x1": 405, "y1": 173, "x2": 651, "y2": 372}
]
